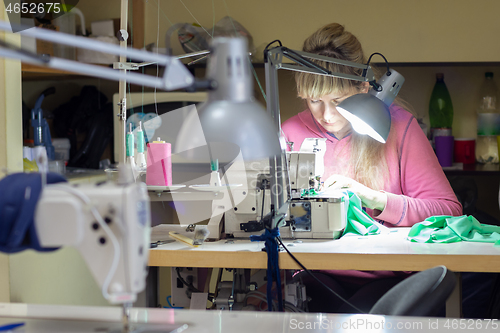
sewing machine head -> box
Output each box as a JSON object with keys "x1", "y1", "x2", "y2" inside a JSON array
[
  {"x1": 35, "y1": 173, "x2": 151, "y2": 304},
  {"x1": 223, "y1": 137, "x2": 348, "y2": 239}
]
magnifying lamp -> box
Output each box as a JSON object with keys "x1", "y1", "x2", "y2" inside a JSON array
[
  {"x1": 337, "y1": 68, "x2": 405, "y2": 143},
  {"x1": 265, "y1": 45, "x2": 404, "y2": 144}
]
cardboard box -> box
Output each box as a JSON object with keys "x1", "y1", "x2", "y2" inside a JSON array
[
  {"x1": 35, "y1": 23, "x2": 58, "y2": 56},
  {"x1": 91, "y1": 20, "x2": 114, "y2": 37}
]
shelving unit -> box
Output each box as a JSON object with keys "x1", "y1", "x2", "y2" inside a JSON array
[{"x1": 21, "y1": 63, "x2": 111, "y2": 80}]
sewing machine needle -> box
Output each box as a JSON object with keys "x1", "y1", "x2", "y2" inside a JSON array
[{"x1": 122, "y1": 302, "x2": 131, "y2": 333}]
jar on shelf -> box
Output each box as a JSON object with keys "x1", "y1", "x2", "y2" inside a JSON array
[{"x1": 476, "y1": 72, "x2": 500, "y2": 164}]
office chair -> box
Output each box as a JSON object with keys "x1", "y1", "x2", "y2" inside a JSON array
[{"x1": 369, "y1": 265, "x2": 456, "y2": 316}]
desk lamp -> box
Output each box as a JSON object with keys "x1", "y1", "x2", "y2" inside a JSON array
[
  {"x1": 265, "y1": 45, "x2": 404, "y2": 144},
  {"x1": 176, "y1": 37, "x2": 282, "y2": 163},
  {"x1": 264, "y1": 44, "x2": 405, "y2": 230},
  {"x1": 173, "y1": 37, "x2": 286, "y2": 231}
]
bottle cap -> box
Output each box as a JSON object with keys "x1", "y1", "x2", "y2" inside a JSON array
[
  {"x1": 485, "y1": 72, "x2": 494, "y2": 78},
  {"x1": 436, "y1": 73, "x2": 444, "y2": 80}
]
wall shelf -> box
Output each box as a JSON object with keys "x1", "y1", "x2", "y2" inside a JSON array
[
  {"x1": 22, "y1": 63, "x2": 89, "y2": 80},
  {"x1": 444, "y1": 163, "x2": 500, "y2": 176},
  {"x1": 21, "y1": 63, "x2": 114, "y2": 80},
  {"x1": 22, "y1": 63, "x2": 73, "y2": 74}
]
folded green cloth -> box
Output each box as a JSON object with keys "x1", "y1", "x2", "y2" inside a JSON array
[
  {"x1": 342, "y1": 191, "x2": 382, "y2": 236},
  {"x1": 407, "y1": 215, "x2": 500, "y2": 245}
]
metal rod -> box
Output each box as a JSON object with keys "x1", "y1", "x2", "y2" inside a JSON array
[
  {"x1": 0, "y1": 48, "x2": 165, "y2": 87},
  {"x1": 118, "y1": 0, "x2": 129, "y2": 164},
  {"x1": 279, "y1": 63, "x2": 369, "y2": 82},
  {"x1": 176, "y1": 50, "x2": 211, "y2": 60},
  {"x1": 0, "y1": 20, "x2": 170, "y2": 64},
  {"x1": 292, "y1": 48, "x2": 370, "y2": 70}
]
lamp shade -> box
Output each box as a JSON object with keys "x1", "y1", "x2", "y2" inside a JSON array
[
  {"x1": 196, "y1": 100, "x2": 283, "y2": 161},
  {"x1": 176, "y1": 37, "x2": 282, "y2": 162},
  {"x1": 337, "y1": 93, "x2": 392, "y2": 143}
]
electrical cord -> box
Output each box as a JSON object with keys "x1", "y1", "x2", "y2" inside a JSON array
[
  {"x1": 366, "y1": 52, "x2": 390, "y2": 75},
  {"x1": 175, "y1": 267, "x2": 200, "y2": 292},
  {"x1": 365, "y1": 52, "x2": 391, "y2": 92},
  {"x1": 174, "y1": 268, "x2": 215, "y2": 301},
  {"x1": 276, "y1": 237, "x2": 365, "y2": 314},
  {"x1": 263, "y1": 39, "x2": 283, "y2": 62},
  {"x1": 260, "y1": 179, "x2": 268, "y2": 220},
  {"x1": 165, "y1": 295, "x2": 183, "y2": 309}
]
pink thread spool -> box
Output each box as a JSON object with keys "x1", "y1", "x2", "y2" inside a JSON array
[{"x1": 146, "y1": 140, "x2": 172, "y2": 186}]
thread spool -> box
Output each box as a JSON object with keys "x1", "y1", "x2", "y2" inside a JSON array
[{"x1": 146, "y1": 138, "x2": 172, "y2": 186}]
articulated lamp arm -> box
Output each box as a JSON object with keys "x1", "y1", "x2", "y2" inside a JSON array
[
  {"x1": 264, "y1": 44, "x2": 404, "y2": 229},
  {"x1": 0, "y1": 20, "x2": 196, "y2": 91}
]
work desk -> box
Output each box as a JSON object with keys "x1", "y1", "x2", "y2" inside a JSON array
[
  {"x1": 149, "y1": 227, "x2": 500, "y2": 272},
  {"x1": 149, "y1": 227, "x2": 500, "y2": 318},
  {"x1": 1, "y1": 302, "x2": 494, "y2": 333}
]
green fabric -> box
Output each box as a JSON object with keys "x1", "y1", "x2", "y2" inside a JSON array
[
  {"x1": 301, "y1": 188, "x2": 320, "y2": 197},
  {"x1": 407, "y1": 215, "x2": 500, "y2": 245},
  {"x1": 342, "y1": 191, "x2": 381, "y2": 236}
]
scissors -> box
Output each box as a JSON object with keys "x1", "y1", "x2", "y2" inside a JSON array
[{"x1": 150, "y1": 240, "x2": 175, "y2": 248}]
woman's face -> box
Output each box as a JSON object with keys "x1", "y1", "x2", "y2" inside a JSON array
[{"x1": 305, "y1": 91, "x2": 352, "y2": 138}]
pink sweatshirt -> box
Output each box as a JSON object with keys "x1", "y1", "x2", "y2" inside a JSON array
[{"x1": 281, "y1": 105, "x2": 462, "y2": 227}]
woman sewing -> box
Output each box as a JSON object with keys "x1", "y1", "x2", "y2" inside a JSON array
[{"x1": 281, "y1": 23, "x2": 462, "y2": 313}]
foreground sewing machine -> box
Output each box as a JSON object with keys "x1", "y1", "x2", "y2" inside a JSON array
[{"x1": 34, "y1": 170, "x2": 151, "y2": 305}]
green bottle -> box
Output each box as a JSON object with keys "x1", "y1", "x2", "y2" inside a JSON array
[{"x1": 429, "y1": 73, "x2": 454, "y2": 130}]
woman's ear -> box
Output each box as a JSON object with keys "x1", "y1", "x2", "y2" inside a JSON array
[{"x1": 361, "y1": 81, "x2": 370, "y2": 93}]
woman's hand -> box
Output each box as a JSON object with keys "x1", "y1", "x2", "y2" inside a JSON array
[{"x1": 322, "y1": 175, "x2": 388, "y2": 211}]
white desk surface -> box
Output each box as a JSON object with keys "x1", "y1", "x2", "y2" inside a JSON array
[
  {"x1": 1, "y1": 302, "x2": 498, "y2": 333},
  {"x1": 149, "y1": 227, "x2": 500, "y2": 272}
]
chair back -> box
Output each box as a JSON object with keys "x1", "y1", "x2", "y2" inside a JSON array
[{"x1": 369, "y1": 266, "x2": 456, "y2": 316}]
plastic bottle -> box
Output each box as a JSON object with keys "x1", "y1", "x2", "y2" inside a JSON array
[
  {"x1": 476, "y1": 72, "x2": 500, "y2": 163},
  {"x1": 429, "y1": 73, "x2": 454, "y2": 142}
]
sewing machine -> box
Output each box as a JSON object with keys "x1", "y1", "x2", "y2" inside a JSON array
[
  {"x1": 224, "y1": 138, "x2": 348, "y2": 239},
  {"x1": 34, "y1": 171, "x2": 151, "y2": 306}
]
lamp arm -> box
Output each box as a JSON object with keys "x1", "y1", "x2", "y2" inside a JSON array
[
  {"x1": 0, "y1": 20, "x2": 195, "y2": 91},
  {"x1": 281, "y1": 47, "x2": 331, "y2": 75},
  {"x1": 267, "y1": 46, "x2": 376, "y2": 83},
  {"x1": 263, "y1": 45, "x2": 383, "y2": 230}
]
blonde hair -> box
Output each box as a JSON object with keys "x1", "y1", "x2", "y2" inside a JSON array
[{"x1": 296, "y1": 23, "x2": 390, "y2": 190}]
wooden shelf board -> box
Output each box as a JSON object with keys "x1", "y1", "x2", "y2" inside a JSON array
[{"x1": 22, "y1": 63, "x2": 76, "y2": 75}]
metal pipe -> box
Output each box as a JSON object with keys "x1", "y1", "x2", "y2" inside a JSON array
[
  {"x1": 118, "y1": 0, "x2": 129, "y2": 164},
  {"x1": 0, "y1": 20, "x2": 170, "y2": 64}
]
